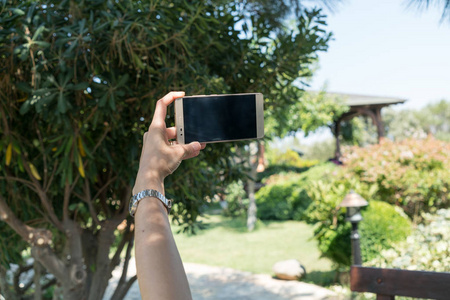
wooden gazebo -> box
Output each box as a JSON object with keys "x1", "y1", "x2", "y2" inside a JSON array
[{"x1": 331, "y1": 93, "x2": 406, "y2": 159}]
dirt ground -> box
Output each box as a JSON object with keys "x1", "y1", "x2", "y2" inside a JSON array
[{"x1": 104, "y1": 259, "x2": 338, "y2": 300}]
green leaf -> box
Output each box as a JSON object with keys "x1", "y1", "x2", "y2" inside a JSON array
[
  {"x1": 16, "y1": 82, "x2": 32, "y2": 93},
  {"x1": 99, "y1": 94, "x2": 108, "y2": 107},
  {"x1": 132, "y1": 53, "x2": 145, "y2": 69},
  {"x1": 71, "y1": 82, "x2": 89, "y2": 90},
  {"x1": 32, "y1": 25, "x2": 46, "y2": 41},
  {"x1": 116, "y1": 74, "x2": 129, "y2": 87},
  {"x1": 58, "y1": 92, "x2": 68, "y2": 113},
  {"x1": 34, "y1": 41, "x2": 51, "y2": 48},
  {"x1": 19, "y1": 99, "x2": 31, "y2": 115},
  {"x1": 64, "y1": 136, "x2": 74, "y2": 156},
  {"x1": 35, "y1": 94, "x2": 57, "y2": 113},
  {"x1": 25, "y1": 2, "x2": 37, "y2": 23},
  {"x1": 109, "y1": 93, "x2": 116, "y2": 110},
  {"x1": 10, "y1": 8, "x2": 25, "y2": 16}
]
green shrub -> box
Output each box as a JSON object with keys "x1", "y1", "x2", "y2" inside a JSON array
[
  {"x1": 369, "y1": 209, "x2": 450, "y2": 272},
  {"x1": 304, "y1": 180, "x2": 354, "y2": 267},
  {"x1": 268, "y1": 149, "x2": 319, "y2": 168},
  {"x1": 255, "y1": 177, "x2": 312, "y2": 221},
  {"x1": 256, "y1": 163, "x2": 339, "y2": 221},
  {"x1": 315, "y1": 218, "x2": 352, "y2": 267},
  {"x1": 257, "y1": 165, "x2": 310, "y2": 182},
  {"x1": 258, "y1": 149, "x2": 321, "y2": 181},
  {"x1": 223, "y1": 180, "x2": 248, "y2": 217},
  {"x1": 305, "y1": 180, "x2": 411, "y2": 268},
  {"x1": 360, "y1": 201, "x2": 411, "y2": 263}
]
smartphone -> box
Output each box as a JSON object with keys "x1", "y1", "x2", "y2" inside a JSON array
[{"x1": 175, "y1": 93, "x2": 264, "y2": 144}]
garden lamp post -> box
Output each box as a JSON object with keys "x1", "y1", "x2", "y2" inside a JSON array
[{"x1": 339, "y1": 190, "x2": 369, "y2": 265}]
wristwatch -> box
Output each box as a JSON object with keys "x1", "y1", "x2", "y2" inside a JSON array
[{"x1": 129, "y1": 189, "x2": 172, "y2": 217}]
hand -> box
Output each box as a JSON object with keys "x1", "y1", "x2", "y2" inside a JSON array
[{"x1": 133, "y1": 92, "x2": 205, "y2": 194}]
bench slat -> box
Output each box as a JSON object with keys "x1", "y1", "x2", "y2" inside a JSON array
[{"x1": 351, "y1": 266, "x2": 450, "y2": 300}]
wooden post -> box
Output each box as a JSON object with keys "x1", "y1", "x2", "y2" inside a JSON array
[
  {"x1": 374, "y1": 107, "x2": 385, "y2": 141},
  {"x1": 334, "y1": 120, "x2": 342, "y2": 160}
]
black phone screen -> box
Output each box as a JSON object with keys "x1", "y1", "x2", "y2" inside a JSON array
[{"x1": 183, "y1": 94, "x2": 257, "y2": 143}]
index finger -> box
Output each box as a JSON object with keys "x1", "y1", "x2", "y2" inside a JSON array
[{"x1": 150, "y1": 91, "x2": 185, "y2": 128}]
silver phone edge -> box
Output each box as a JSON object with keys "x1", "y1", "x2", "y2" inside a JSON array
[
  {"x1": 175, "y1": 98, "x2": 185, "y2": 144},
  {"x1": 255, "y1": 93, "x2": 265, "y2": 139}
]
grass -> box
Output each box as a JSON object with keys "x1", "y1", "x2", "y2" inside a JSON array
[{"x1": 172, "y1": 212, "x2": 336, "y2": 286}]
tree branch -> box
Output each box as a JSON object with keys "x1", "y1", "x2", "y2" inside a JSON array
[
  {"x1": 110, "y1": 275, "x2": 137, "y2": 300},
  {"x1": 83, "y1": 177, "x2": 100, "y2": 226},
  {"x1": 0, "y1": 102, "x2": 10, "y2": 136},
  {"x1": 117, "y1": 185, "x2": 132, "y2": 220},
  {"x1": 36, "y1": 128, "x2": 48, "y2": 189},
  {"x1": 93, "y1": 175, "x2": 118, "y2": 203},
  {"x1": 108, "y1": 222, "x2": 132, "y2": 274},
  {"x1": 93, "y1": 127, "x2": 110, "y2": 154},
  {"x1": 63, "y1": 180, "x2": 70, "y2": 221},
  {"x1": 21, "y1": 155, "x2": 63, "y2": 231},
  {"x1": 0, "y1": 194, "x2": 67, "y2": 281},
  {"x1": 0, "y1": 175, "x2": 38, "y2": 193},
  {"x1": 30, "y1": 246, "x2": 67, "y2": 285},
  {"x1": 0, "y1": 194, "x2": 41, "y2": 244},
  {"x1": 44, "y1": 159, "x2": 59, "y2": 193},
  {"x1": 0, "y1": 265, "x2": 15, "y2": 300},
  {"x1": 13, "y1": 264, "x2": 33, "y2": 296},
  {"x1": 118, "y1": 235, "x2": 134, "y2": 286},
  {"x1": 41, "y1": 277, "x2": 57, "y2": 291}
]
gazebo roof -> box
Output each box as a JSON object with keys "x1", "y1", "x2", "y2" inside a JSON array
[{"x1": 327, "y1": 92, "x2": 407, "y2": 107}]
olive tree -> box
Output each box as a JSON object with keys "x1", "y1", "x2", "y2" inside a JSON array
[{"x1": 0, "y1": 0, "x2": 337, "y2": 298}]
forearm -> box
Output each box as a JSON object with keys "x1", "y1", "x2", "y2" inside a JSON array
[
  {"x1": 134, "y1": 179, "x2": 192, "y2": 300},
  {"x1": 132, "y1": 92, "x2": 200, "y2": 299}
]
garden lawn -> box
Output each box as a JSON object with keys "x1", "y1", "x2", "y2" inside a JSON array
[{"x1": 172, "y1": 214, "x2": 334, "y2": 285}]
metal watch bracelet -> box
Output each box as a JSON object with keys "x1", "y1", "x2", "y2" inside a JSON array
[{"x1": 129, "y1": 189, "x2": 172, "y2": 217}]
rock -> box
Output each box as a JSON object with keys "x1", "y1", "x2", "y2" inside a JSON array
[{"x1": 272, "y1": 259, "x2": 306, "y2": 280}]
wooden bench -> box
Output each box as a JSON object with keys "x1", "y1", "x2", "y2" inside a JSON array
[{"x1": 350, "y1": 266, "x2": 450, "y2": 300}]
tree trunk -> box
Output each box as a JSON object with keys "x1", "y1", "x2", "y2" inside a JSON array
[
  {"x1": 34, "y1": 260, "x2": 42, "y2": 300},
  {"x1": 247, "y1": 141, "x2": 260, "y2": 231},
  {"x1": 247, "y1": 176, "x2": 257, "y2": 231},
  {"x1": 111, "y1": 235, "x2": 136, "y2": 300},
  {"x1": 110, "y1": 276, "x2": 137, "y2": 300},
  {"x1": 0, "y1": 265, "x2": 18, "y2": 300},
  {"x1": 87, "y1": 221, "x2": 119, "y2": 300}
]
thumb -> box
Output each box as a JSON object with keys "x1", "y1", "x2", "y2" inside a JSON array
[{"x1": 180, "y1": 142, "x2": 202, "y2": 160}]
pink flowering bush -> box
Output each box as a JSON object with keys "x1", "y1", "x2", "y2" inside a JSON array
[{"x1": 341, "y1": 137, "x2": 450, "y2": 219}]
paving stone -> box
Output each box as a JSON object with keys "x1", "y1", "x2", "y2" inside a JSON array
[{"x1": 104, "y1": 258, "x2": 338, "y2": 300}]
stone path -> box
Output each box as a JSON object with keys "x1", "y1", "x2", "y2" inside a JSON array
[{"x1": 104, "y1": 258, "x2": 338, "y2": 300}]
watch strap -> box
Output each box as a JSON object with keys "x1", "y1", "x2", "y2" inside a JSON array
[{"x1": 129, "y1": 189, "x2": 172, "y2": 217}]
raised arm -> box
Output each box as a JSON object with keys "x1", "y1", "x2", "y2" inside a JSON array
[{"x1": 132, "y1": 92, "x2": 204, "y2": 300}]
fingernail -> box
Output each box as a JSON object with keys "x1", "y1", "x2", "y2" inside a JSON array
[{"x1": 192, "y1": 142, "x2": 201, "y2": 152}]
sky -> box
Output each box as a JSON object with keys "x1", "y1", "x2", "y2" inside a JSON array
[
  {"x1": 308, "y1": 0, "x2": 450, "y2": 110},
  {"x1": 273, "y1": 0, "x2": 450, "y2": 147}
]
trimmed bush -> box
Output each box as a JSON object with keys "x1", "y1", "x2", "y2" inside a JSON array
[
  {"x1": 360, "y1": 201, "x2": 412, "y2": 263},
  {"x1": 268, "y1": 149, "x2": 319, "y2": 168},
  {"x1": 305, "y1": 180, "x2": 411, "y2": 268},
  {"x1": 255, "y1": 179, "x2": 311, "y2": 220},
  {"x1": 256, "y1": 163, "x2": 339, "y2": 221}
]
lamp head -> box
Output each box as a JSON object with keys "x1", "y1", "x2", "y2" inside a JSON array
[
  {"x1": 340, "y1": 190, "x2": 369, "y2": 208},
  {"x1": 339, "y1": 190, "x2": 369, "y2": 223}
]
